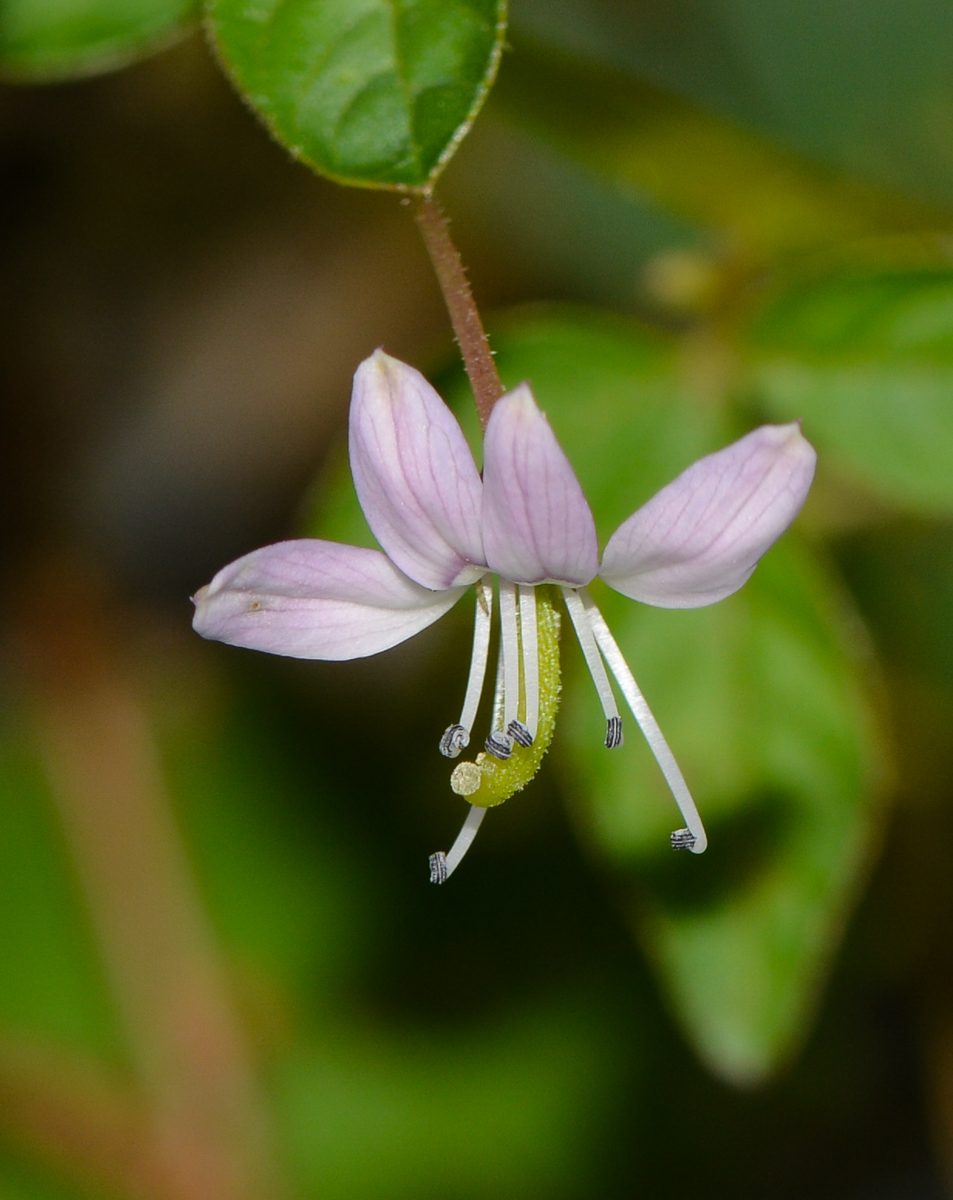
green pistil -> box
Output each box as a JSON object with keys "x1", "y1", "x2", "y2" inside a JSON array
[{"x1": 450, "y1": 587, "x2": 561, "y2": 807}]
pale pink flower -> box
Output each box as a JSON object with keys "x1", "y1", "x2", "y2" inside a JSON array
[{"x1": 193, "y1": 351, "x2": 816, "y2": 880}]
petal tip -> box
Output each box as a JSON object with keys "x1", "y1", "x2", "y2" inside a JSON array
[
  {"x1": 354, "y1": 347, "x2": 419, "y2": 399},
  {"x1": 489, "y1": 381, "x2": 540, "y2": 426},
  {"x1": 768, "y1": 419, "x2": 816, "y2": 455},
  {"x1": 781, "y1": 422, "x2": 818, "y2": 476}
]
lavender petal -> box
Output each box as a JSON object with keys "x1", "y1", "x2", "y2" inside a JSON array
[
  {"x1": 482, "y1": 384, "x2": 599, "y2": 586},
  {"x1": 350, "y1": 350, "x2": 485, "y2": 591},
  {"x1": 192, "y1": 539, "x2": 465, "y2": 659},
  {"x1": 600, "y1": 423, "x2": 817, "y2": 608}
]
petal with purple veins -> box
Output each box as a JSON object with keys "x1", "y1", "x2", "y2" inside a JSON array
[
  {"x1": 192, "y1": 539, "x2": 466, "y2": 660},
  {"x1": 482, "y1": 384, "x2": 599, "y2": 586},
  {"x1": 350, "y1": 350, "x2": 485, "y2": 591},
  {"x1": 600, "y1": 423, "x2": 816, "y2": 608}
]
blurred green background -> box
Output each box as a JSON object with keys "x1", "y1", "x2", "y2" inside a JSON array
[{"x1": 0, "y1": 1, "x2": 953, "y2": 1197}]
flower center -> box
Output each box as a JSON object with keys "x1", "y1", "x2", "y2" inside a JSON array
[
  {"x1": 430, "y1": 583, "x2": 563, "y2": 882},
  {"x1": 429, "y1": 581, "x2": 709, "y2": 882}
]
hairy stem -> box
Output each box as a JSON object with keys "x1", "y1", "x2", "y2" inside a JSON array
[{"x1": 415, "y1": 191, "x2": 504, "y2": 428}]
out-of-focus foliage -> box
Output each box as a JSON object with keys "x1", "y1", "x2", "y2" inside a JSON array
[
  {"x1": 0, "y1": 0, "x2": 198, "y2": 79},
  {"x1": 0, "y1": 705, "x2": 119, "y2": 1050},
  {"x1": 0, "y1": 629, "x2": 633, "y2": 1199},
  {"x1": 4, "y1": 0, "x2": 953, "y2": 1196},
  {"x1": 207, "y1": 0, "x2": 508, "y2": 190},
  {"x1": 579, "y1": 541, "x2": 882, "y2": 1085},
  {"x1": 454, "y1": 311, "x2": 885, "y2": 1084},
  {"x1": 751, "y1": 268, "x2": 953, "y2": 513},
  {"x1": 491, "y1": 41, "x2": 945, "y2": 259},
  {"x1": 307, "y1": 306, "x2": 887, "y2": 1083}
]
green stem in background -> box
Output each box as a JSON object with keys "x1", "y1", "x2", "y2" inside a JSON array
[{"x1": 414, "y1": 191, "x2": 505, "y2": 428}]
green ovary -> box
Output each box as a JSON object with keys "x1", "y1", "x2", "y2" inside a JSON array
[{"x1": 450, "y1": 587, "x2": 561, "y2": 808}]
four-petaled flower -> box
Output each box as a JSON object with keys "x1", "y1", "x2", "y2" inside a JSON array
[{"x1": 192, "y1": 350, "x2": 816, "y2": 880}]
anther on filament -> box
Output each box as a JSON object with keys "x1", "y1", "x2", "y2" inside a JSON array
[
  {"x1": 485, "y1": 730, "x2": 514, "y2": 759},
  {"x1": 507, "y1": 719, "x2": 534, "y2": 747},
  {"x1": 439, "y1": 724, "x2": 469, "y2": 758},
  {"x1": 499, "y1": 581, "x2": 521, "y2": 739},
  {"x1": 581, "y1": 590, "x2": 708, "y2": 855},
  {"x1": 429, "y1": 852, "x2": 448, "y2": 883},
  {"x1": 518, "y1": 585, "x2": 540, "y2": 743},
  {"x1": 561, "y1": 587, "x2": 623, "y2": 738},
  {"x1": 439, "y1": 578, "x2": 493, "y2": 759},
  {"x1": 429, "y1": 805, "x2": 487, "y2": 884}
]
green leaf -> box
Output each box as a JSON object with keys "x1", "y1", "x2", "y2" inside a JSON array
[
  {"x1": 0, "y1": 710, "x2": 120, "y2": 1051},
  {"x1": 567, "y1": 544, "x2": 885, "y2": 1085},
  {"x1": 492, "y1": 40, "x2": 946, "y2": 258},
  {"x1": 0, "y1": 0, "x2": 198, "y2": 80},
  {"x1": 301, "y1": 306, "x2": 885, "y2": 1081},
  {"x1": 473, "y1": 308, "x2": 885, "y2": 1084},
  {"x1": 157, "y1": 675, "x2": 368, "y2": 992},
  {"x1": 207, "y1": 0, "x2": 507, "y2": 190},
  {"x1": 277, "y1": 995, "x2": 625, "y2": 1200},
  {"x1": 751, "y1": 268, "x2": 953, "y2": 513}
]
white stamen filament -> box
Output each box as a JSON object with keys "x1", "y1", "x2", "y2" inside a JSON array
[
  {"x1": 440, "y1": 576, "x2": 493, "y2": 758},
  {"x1": 484, "y1": 632, "x2": 513, "y2": 759},
  {"x1": 518, "y1": 585, "x2": 539, "y2": 742},
  {"x1": 582, "y1": 591, "x2": 708, "y2": 854},
  {"x1": 460, "y1": 577, "x2": 493, "y2": 730},
  {"x1": 561, "y1": 587, "x2": 622, "y2": 745},
  {"x1": 499, "y1": 579, "x2": 520, "y2": 734},
  {"x1": 429, "y1": 804, "x2": 487, "y2": 883}
]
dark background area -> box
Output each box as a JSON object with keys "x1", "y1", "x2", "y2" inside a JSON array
[{"x1": 0, "y1": 2, "x2": 952, "y2": 1198}]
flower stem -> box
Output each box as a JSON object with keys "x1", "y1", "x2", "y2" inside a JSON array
[{"x1": 415, "y1": 191, "x2": 504, "y2": 428}]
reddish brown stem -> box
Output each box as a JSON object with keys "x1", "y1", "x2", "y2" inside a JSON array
[
  {"x1": 415, "y1": 192, "x2": 504, "y2": 428},
  {"x1": 0, "y1": 1039, "x2": 154, "y2": 1200},
  {"x1": 13, "y1": 560, "x2": 285, "y2": 1200}
]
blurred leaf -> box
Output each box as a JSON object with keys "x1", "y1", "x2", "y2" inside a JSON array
[
  {"x1": 751, "y1": 267, "x2": 953, "y2": 513},
  {"x1": 0, "y1": 705, "x2": 119, "y2": 1054},
  {"x1": 839, "y1": 520, "x2": 953, "y2": 687},
  {"x1": 277, "y1": 996, "x2": 624, "y2": 1200},
  {"x1": 0, "y1": 646, "x2": 363, "y2": 1048},
  {"x1": 466, "y1": 309, "x2": 884, "y2": 1084},
  {"x1": 303, "y1": 305, "x2": 885, "y2": 1082},
  {"x1": 157, "y1": 677, "x2": 367, "y2": 994},
  {"x1": 492, "y1": 40, "x2": 947, "y2": 257},
  {"x1": 154, "y1": 645, "x2": 634, "y2": 1195},
  {"x1": 569, "y1": 544, "x2": 884, "y2": 1085},
  {"x1": 0, "y1": 1152, "x2": 83, "y2": 1200},
  {"x1": 207, "y1": 0, "x2": 507, "y2": 190},
  {"x1": 0, "y1": 0, "x2": 198, "y2": 80}
]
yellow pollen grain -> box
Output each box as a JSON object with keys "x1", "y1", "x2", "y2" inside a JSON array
[{"x1": 450, "y1": 761, "x2": 483, "y2": 796}]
